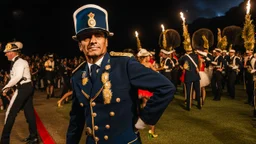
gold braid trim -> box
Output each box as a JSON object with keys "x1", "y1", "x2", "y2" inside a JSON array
[
  {"x1": 109, "y1": 51, "x2": 133, "y2": 57},
  {"x1": 72, "y1": 61, "x2": 86, "y2": 74}
]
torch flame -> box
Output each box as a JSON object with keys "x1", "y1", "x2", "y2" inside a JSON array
[
  {"x1": 161, "y1": 24, "x2": 165, "y2": 32},
  {"x1": 135, "y1": 31, "x2": 138, "y2": 37},
  {"x1": 180, "y1": 12, "x2": 185, "y2": 22},
  {"x1": 246, "y1": 0, "x2": 251, "y2": 14}
]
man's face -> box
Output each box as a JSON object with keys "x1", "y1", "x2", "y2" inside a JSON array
[
  {"x1": 5, "y1": 51, "x2": 15, "y2": 61},
  {"x1": 159, "y1": 51, "x2": 163, "y2": 57},
  {"x1": 247, "y1": 51, "x2": 252, "y2": 56},
  {"x1": 229, "y1": 52, "x2": 235, "y2": 57},
  {"x1": 79, "y1": 31, "x2": 108, "y2": 58}
]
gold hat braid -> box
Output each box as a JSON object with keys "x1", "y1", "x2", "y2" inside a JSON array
[
  {"x1": 242, "y1": 11, "x2": 255, "y2": 51},
  {"x1": 182, "y1": 21, "x2": 192, "y2": 51},
  {"x1": 217, "y1": 28, "x2": 228, "y2": 50},
  {"x1": 202, "y1": 35, "x2": 209, "y2": 49}
]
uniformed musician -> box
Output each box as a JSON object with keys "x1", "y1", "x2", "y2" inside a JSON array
[
  {"x1": 211, "y1": 48, "x2": 225, "y2": 101},
  {"x1": 178, "y1": 17, "x2": 201, "y2": 111},
  {"x1": 244, "y1": 50, "x2": 255, "y2": 105},
  {"x1": 158, "y1": 28, "x2": 181, "y2": 86},
  {"x1": 211, "y1": 28, "x2": 227, "y2": 101},
  {"x1": 226, "y1": 46, "x2": 242, "y2": 99},
  {"x1": 66, "y1": 4, "x2": 175, "y2": 144},
  {"x1": 158, "y1": 49, "x2": 173, "y2": 81},
  {"x1": 0, "y1": 41, "x2": 38, "y2": 144}
]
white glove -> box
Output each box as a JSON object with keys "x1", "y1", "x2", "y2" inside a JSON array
[
  {"x1": 211, "y1": 62, "x2": 217, "y2": 65},
  {"x1": 232, "y1": 66, "x2": 238, "y2": 70},
  {"x1": 164, "y1": 65, "x2": 169, "y2": 69},
  {"x1": 135, "y1": 118, "x2": 146, "y2": 130},
  {"x1": 206, "y1": 57, "x2": 210, "y2": 61},
  {"x1": 251, "y1": 69, "x2": 256, "y2": 74}
]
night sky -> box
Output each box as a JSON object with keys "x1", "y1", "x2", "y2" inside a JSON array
[{"x1": 0, "y1": 0, "x2": 247, "y2": 69}]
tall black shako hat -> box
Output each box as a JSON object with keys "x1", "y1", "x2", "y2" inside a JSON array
[
  {"x1": 72, "y1": 4, "x2": 114, "y2": 41},
  {"x1": 192, "y1": 28, "x2": 214, "y2": 51},
  {"x1": 158, "y1": 29, "x2": 180, "y2": 54}
]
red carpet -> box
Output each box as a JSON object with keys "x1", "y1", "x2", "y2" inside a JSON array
[{"x1": 34, "y1": 109, "x2": 56, "y2": 144}]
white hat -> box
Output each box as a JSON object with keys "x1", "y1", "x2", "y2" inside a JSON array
[
  {"x1": 4, "y1": 41, "x2": 23, "y2": 53},
  {"x1": 246, "y1": 50, "x2": 253, "y2": 53},
  {"x1": 222, "y1": 50, "x2": 227, "y2": 53},
  {"x1": 137, "y1": 48, "x2": 151, "y2": 57},
  {"x1": 48, "y1": 54, "x2": 54, "y2": 58},
  {"x1": 160, "y1": 49, "x2": 171, "y2": 55},
  {"x1": 149, "y1": 51, "x2": 155, "y2": 55},
  {"x1": 215, "y1": 48, "x2": 222, "y2": 53},
  {"x1": 229, "y1": 49, "x2": 235, "y2": 53}
]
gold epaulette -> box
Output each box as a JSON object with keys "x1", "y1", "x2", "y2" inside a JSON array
[
  {"x1": 72, "y1": 61, "x2": 86, "y2": 74},
  {"x1": 109, "y1": 51, "x2": 133, "y2": 57}
]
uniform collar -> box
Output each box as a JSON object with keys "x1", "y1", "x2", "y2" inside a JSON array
[
  {"x1": 11, "y1": 55, "x2": 19, "y2": 62},
  {"x1": 87, "y1": 55, "x2": 104, "y2": 72}
]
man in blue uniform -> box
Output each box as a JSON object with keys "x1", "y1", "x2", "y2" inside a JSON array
[
  {"x1": 66, "y1": 4, "x2": 175, "y2": 144},
  {"x1": 211, "y1": 48, "x2": 226, "y2": 101},
  {"x1": 179, "y1": 47, "x2": 201, "y2": 111},
  {"x1": 226, "y1": 47, "x2": 242, "y2": 99}
]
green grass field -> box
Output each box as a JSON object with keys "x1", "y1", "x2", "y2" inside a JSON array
[{"x1": 57, "y1": 84, "x2": 256, "y2": 144}]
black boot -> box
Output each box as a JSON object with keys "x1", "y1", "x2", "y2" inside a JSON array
[
  {"x1": 26, "y1": 137, "x2": 39, "y2": 144},
  {"x1": 21, "y1": 136, "x2": 31, "y2": 142},
  {"x1": 22, "y1": 135, "x2": 39, "y2": 144}
]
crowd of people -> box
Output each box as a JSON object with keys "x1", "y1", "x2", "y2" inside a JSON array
[{"x1": 0, "y1": 53, "x2": 85, "y2": 109}]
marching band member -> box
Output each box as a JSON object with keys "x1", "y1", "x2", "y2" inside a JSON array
[
  {"x1": 211, "y1": 28, "x2": 227, "y2": 101},
  {"x1": 158, "y1": 28, "x2": 181, "y2": 86},
  {"x1": 226, "y1": 45, "x2": 242, "y2": 99},
  {"x1": 0, "y1": 41, "x2": 38, "y2": 144},
  {"x1": 192, "y1": 28, "x2": 214, "y2": 105},
  {"x1": 178, "y1": 18, "x2": 201, "y2": 111}
]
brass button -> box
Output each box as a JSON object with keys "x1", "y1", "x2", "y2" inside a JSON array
[
  {"x1": 91, "y1": 102, "x2": 96, "y2": 107},
  {"x1": 116, "y1": 98, "x2": 121, "y2": 103},
  {"x1": 109, "y1": 112, "x2": 115, "y2": 116},
  {"x1": 94, "y1": 125, "x2": 99, "y2": 130},
  {"x1": 105, "y1": 124, "x2": 110, "y2": 129},
  {"x1": 80, "y1": 103, "x2": 84, "y2": 107},
  {"x1": 104, "y1": 135, "x2": 109, "y2": 140},
  {"x1": 92, "y1": 113, "x2": 97, "y2": 117},
  {"x1": 95, "y1": 137, "x2": 99, "y2": 142}
]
